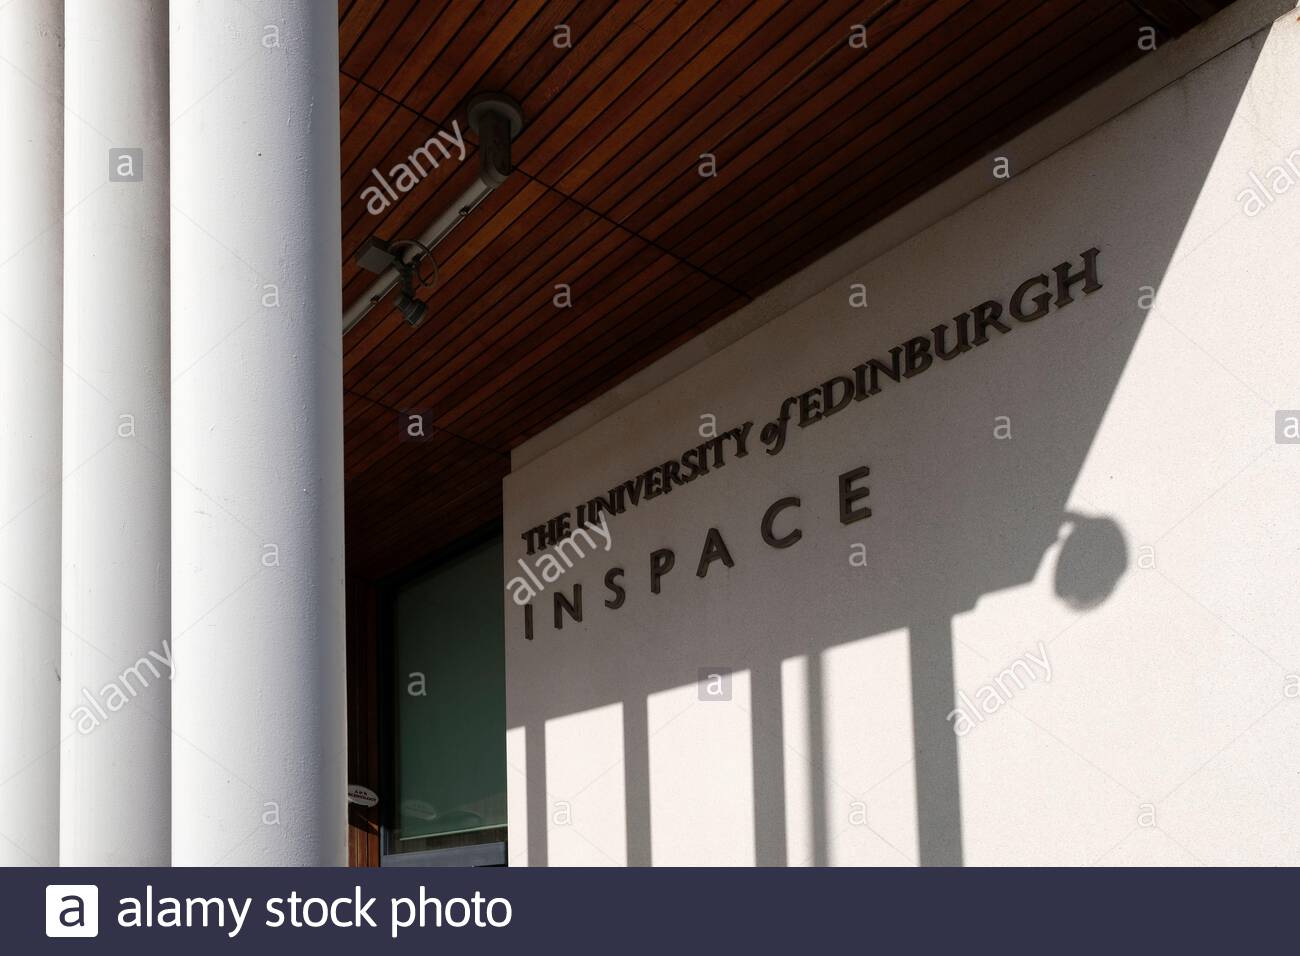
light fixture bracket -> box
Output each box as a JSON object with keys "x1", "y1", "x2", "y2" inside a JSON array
[
  {"x1": 355, "y1": 236, "x2": 398, "y2": 275},
  {"x1": 467, "y1": 92, "x2": 524, "y2": 139},
  {"x1": 467, "y1": 93, "x2": 524, "y2": 187},
  {"x1": 342, "y1": 92, "x2": 526, "y2": 333}
]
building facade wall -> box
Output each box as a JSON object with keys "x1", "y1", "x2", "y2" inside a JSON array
[{"x1": 502, "y1": 5, "x2": 1300, "y2": 866}]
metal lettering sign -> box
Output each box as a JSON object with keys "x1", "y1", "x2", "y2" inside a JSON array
[{"x1": 513, "y1": 248, "x2": 1103, "y2": 639}]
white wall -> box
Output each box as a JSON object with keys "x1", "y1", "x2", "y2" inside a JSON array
[{"x1": 503, "y1": 4, "x2": 1300, "y2": 866}]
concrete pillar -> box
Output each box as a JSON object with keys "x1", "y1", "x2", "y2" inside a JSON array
[
  {"x1": 170, "y1": 0, "x2": 347, "y2": 865},
  {"x1": 59, "y1": 0, "x2": 172, "y2": 865},
  {"x1": 0, "y1": 0, "x2": 64, "y2": 867}
]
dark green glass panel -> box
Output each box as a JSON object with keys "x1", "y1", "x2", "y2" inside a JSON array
[{"x1": 394, "y1": 538, "x2": 505, "y2": 840}]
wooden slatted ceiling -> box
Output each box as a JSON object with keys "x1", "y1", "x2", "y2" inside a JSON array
[{"x1": 338, "y1": 0, "x2": 1229, "y2": 578}]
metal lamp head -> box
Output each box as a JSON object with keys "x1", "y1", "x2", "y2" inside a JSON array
[{"x1": 395, "y1": 286, "x2": 427, "y2": 328}]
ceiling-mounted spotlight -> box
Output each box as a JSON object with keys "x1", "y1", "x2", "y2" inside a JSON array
[
  {"x1": 395, "y1": 287, "x2": 427, "y2": 327},
  {"x1": 355, "y1": 236, "x2": 437, "y2": 328},
  {"x1": 344, "y1": 92, "x2": 525, "y2": 334}
]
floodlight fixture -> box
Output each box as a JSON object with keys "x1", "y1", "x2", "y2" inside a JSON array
[{"x1": 344, "y1": 92, "x2": 524, "y2": 333}]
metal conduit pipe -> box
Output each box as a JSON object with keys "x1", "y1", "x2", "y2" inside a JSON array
[{"x1": 342, "y1": 92, "x2": 524, "y2": 335}]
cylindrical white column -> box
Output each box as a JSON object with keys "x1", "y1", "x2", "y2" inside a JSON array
[
  {"x1": 60, "y1": 0, "x2": 171, "y2": 864},
  {"x1": 0, "y1": 0, "x2": 64, "y2": 867},
  {"x1": 170, "y1": 0, "x2": 347, "y2": 865}
]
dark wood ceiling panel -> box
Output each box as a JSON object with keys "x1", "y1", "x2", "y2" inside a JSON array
[
  {"x1": 346, "y1": 447, "x2": 508, "y2": 572},
  {"x1": 350, "y1": 0, "x2": 453, "y2": 91},
  {"x1": 371, "y1": 0, "x2": 477, "y2": 105},
  {"x1": 348, "y1": 279, "x2": 745, "y2": 577},
  {"x1": 341, "y1": 0, "x2": 420, "y2": 79},
  {"x1": 339, "y1": 0, "x2": 385, "y2": 60},
  {"x1": 557, "y1": 0, "x2": 861, "y2": 205},
  {"x1": 342, "y1": 178, "x2": 563, "y2": 382},
  {"x1": 456, "y1": 279, "x2": 745, "y2": 448},
  {"x1": 341, "y1": 192, "x2": 581, "y2": 458},
  {"x1": 422, "y1": 5, "x2": 553, "y2": 124},
  {"x1": 353, "y1": 248, "x2": 734, "y2": 489},
  {"x1": 684, "y1": 0, "x2": 1107, "y2": 281},
  {"x1": 346, "y1": 285, "x2": 745, "y2": 567},
  {"x1": 732, "y1": 2, "x2": 1145, "y2": 290},
  {"x1": 661, "y1": 0, "x2": 1035, "y2": 259},
  {"x1": 477, "y1": 0, "x2": 608, "y2": 99},
  {"x1": 1129, "y1": 0, "x2": 1205, "y2": 34},
  {"x1": 342, "y1": 175, "x2": 592, "y2": 389},
  {"x1": 512, "y1": 1, "x2": 758, "y2": 175},
  {"x1": 346, "y1": 211, "x2": 642, "y2": 474},
  {"x1": 339, "y1": 79, "x2": 374, "y2": 140},
  {"x1": 338, "y1": 0, "x2": 1225, "y2": 578},
  {"x1": 597, "y1": 0, "x2": 941, "y2": 230},
  {"x1": 352, "y1": 476, "x2": 506, "y2": 576},
  {"x1": 345, "y1": 265, "x2": 733, "y2": 509}
]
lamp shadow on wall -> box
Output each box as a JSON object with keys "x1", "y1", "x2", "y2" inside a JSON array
[
  {"x1": 908, "y1": 513, "x2": 1127, "y2": 866},
  {"x1": 517, "y1": 28, "x2": 1264, "y2": 868}
]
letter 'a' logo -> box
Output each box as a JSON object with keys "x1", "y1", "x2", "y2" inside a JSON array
[{"x1": 46, "y1": 885, "x2": 99, "y2": 938}]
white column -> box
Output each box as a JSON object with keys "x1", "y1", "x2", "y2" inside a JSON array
[
  {"x1": 170, "y1": 0, "x2": 347, "y2": 865},
  {"x1": 60, "y1": 0, "x2": 171, "y2": 864},
  {"x1": 0, "y1": 0, "x2": 64, "y2": 867}
]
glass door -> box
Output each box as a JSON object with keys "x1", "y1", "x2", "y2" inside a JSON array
[{"x1": 383, "y1": 536, "x2": 507, "y2": 866}]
